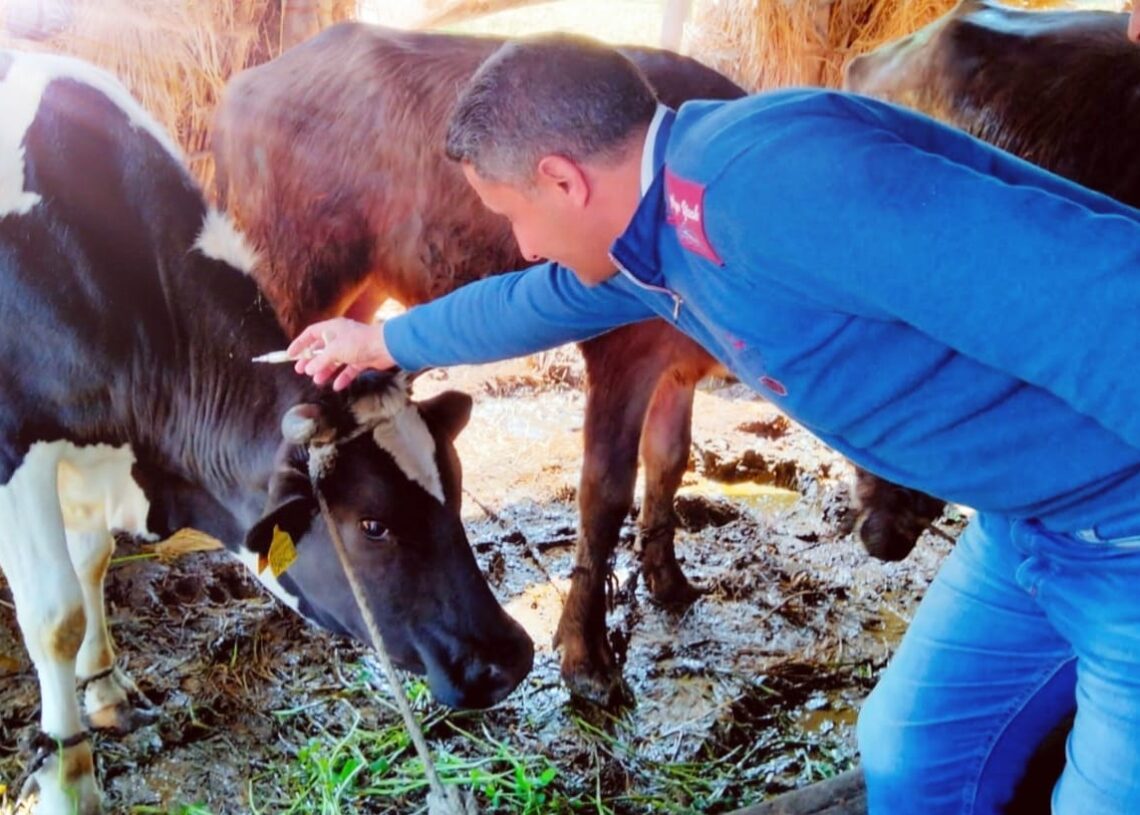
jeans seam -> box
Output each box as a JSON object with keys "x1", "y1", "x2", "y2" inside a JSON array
[{"x1": 963, "y1": 656, "x2": 1076, "y2": 813}]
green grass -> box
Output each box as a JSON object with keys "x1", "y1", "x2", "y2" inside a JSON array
[
  {"x1": 114, "y1": 658, "x2": 859, "y2": 814},
  {"x1": 243, "y1": 672, "x2": 602, "y2": 814}
]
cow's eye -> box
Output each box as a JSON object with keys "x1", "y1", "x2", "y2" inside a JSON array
[{"x1": 359, "y1": 519, "x2": 389, "y2": 541}]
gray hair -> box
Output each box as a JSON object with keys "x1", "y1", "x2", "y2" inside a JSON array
[{"x1": 445, "y1": 33, "x2": 658, "y2": 183}]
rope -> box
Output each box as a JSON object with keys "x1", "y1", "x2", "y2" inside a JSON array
[
  {"x1": 313, "y1": 487, "x2": 475, "y2": 815},
  {"x1": 16, "y1": 730, "x2": 90, "y2": 800}
]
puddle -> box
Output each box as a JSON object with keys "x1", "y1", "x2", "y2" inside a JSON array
[
  {"x1": 796, "y1": 692, "x2": 860, "y2": 734},
  {"x1": 867, "y1": 594, "x2": 913, "y2": 649},
  {"x1": 679, "y1": 474, "x2": 800, "y2": 515}
]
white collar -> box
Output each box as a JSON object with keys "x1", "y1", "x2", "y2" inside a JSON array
[{"x1": 640, "y1": 103, "x2": 669, "y2": 196}]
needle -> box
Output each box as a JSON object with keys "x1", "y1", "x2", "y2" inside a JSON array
[
  {"x1": 251, "y1": 347, "x2": 322, "y2": 364},
  {"x1": 252, "y1": 332, "x2": 330, "y2": 364}
]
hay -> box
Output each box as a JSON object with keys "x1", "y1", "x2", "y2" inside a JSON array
[
  {"x1": 0, "y1": 0, "x2": 354, "y2": 189},
  {"x1": 151, "y1": 528, "x2": 224, "y2": 562},
  {"x1": 687, "y1": 0, "x2": 1130, "y2": 93},
  {"x1": 687, "y1": 0, "x2": 958, "y2": 92}
]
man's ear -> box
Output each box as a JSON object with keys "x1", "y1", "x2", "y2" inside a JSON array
[{"x1": 537, "y1": 154, "x2": 590, "y2": 206}]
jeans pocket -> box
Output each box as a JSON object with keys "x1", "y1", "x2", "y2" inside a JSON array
[{"x1": 1074, "y1": 526, "x2": 1140, "y2": 548}]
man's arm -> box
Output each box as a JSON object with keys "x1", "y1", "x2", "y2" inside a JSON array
[
  {"x1": 290, "y1": 261, "x2": 656, "y2": 388},
  {"x1": 712, "y1": 100, "x2": 1140, "y2": 448},
  {"x1": 384, "y1": 261, "x2": 655, "y2": 371}
]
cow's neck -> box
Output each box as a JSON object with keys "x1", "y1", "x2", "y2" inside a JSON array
[
  {"x1": 147, "y1": 359, "x2": 309, "y2": 530},
  {"x1": 121, "y1": 203, "x2": 316, "y2": 534}
]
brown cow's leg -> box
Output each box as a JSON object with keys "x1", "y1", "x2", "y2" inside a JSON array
[
  {"x1": 556, "y1": 326, "x2": 671, "y2": 704},
  {"x1": 637, "y1": 340, "x2": 718, "y2": 604}
]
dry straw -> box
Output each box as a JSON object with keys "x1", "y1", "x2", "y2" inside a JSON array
[
  {"x1": 0, "y1": 0, "x2": 352, "y2": 190},
  {"x1": 687, "y1": 0, "x2": 1132, "y2": 92},
  {"x1": 687, "y1": 0, "x2": 960, "y2": 92}
]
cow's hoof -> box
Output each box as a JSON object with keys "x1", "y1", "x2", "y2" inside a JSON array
[
  {"x1": 85, "y1": 703, "x2": 160, "y2": 734},
  {"x1": 567, "y1": 677, "x2": 636, "y2": 713},
  {"x1": 82, "y1": 665, "x2": 158, "y2": 734},
  {"x1": 563, "y1": 663, "x2": 627, "y2": 707},
  {"x1": 556, "y1": 634, "x2": 623, "y2": 706},
  {"x1": 644, "y1": 562, "x2": 704, "y2": 606}
]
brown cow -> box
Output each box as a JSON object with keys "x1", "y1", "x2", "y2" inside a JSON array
[
  {"x1": 211, "y1": 23, "x2": 741, "y2": 705},
  {"x1": 212, "y1": 22, "x2": 924, "y2": 703},
  {"x1": 846, "y1": 0, "x2": 1140, "y2": 209}
]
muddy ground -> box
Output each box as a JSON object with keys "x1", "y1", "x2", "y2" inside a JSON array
[{"x1": 0, "y1": 348, "x2": 960, "y2": 813}]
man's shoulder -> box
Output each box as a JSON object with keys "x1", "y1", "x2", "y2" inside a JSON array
[{"x1": 667, "y1": 89, "x2": 877, "y2": 181}]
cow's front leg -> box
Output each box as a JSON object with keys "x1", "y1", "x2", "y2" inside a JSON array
[
  {"x1": 0, "y1": 446, "x2": 101, "y2": 814},
  {"x1": 637, "y1": 342, "x2": 717, "y2": 604},
  {"x1": 555, "y1": 328, "x2": 668, "y2": 704},
  {"x1": 65, "y1": 528, "x2": 156, "y2": 733}
]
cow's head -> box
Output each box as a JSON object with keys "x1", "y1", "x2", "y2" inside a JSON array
[{"x1": 244, "y1": 371, "x2": 533, "y2": 709}]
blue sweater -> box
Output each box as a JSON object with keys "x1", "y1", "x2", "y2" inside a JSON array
[{"x1": 386, "y1": 89, "x2": 1140, "y2": 540}]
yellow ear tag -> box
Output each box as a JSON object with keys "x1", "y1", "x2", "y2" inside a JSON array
[{"x1": 266, "y1": 525, "x2": 298, "y2": 577}]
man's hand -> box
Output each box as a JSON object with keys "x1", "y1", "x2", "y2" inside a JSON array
[
  {"x1": 1131, "y1": 4, "x2": 1140, "y2": 43},
  {"x1": 287, "y1": 317, "x2": 395, "y2": 391}
]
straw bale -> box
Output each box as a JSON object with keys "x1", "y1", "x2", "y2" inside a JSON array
[{"x1": 0, "y1": 0, "x2": 355, "y2": 189}]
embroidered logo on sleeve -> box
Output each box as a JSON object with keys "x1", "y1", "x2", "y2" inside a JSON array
[
  {"x1": 759, "y1": 376, "x2": 787, "y2": 397},
  {"x1": 665, "y1": 169, "x2": 724, "y2": 265}
]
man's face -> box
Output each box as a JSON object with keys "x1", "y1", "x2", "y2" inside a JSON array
[{"x1": 462, "y1": 163, "x2": 616, "y2": 286}]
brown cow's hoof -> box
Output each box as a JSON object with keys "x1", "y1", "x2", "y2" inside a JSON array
[
  {"x1": 555, "y1": 628, "x2": 623, "y2": 706},
  {"x1": 557, "y1": 643, "x2": 623, "y2": 705},
  {"x1": 562, "y1": 663, "x2": 627, "y2": 707},
  {"x1": 644, "y1": 561, "x2": 704, "y2": 606}
]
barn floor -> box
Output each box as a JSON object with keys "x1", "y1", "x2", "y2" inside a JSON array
[{"x1": 0, "y1": 348, "x2": 957, "y2": 814}]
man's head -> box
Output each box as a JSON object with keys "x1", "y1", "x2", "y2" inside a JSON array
[{"x1": 445, "y1": 34, "x2": 657, "y2": 284}]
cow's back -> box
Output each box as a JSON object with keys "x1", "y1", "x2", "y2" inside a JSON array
[
  {"x1": 1, "y1": 52, "x2": 200, "y2": 478},
  {"x1": 844, "y1": 0, "x2": 1140, "y2": 209},
  {"x1": 212, "y1": 23, "x2": 745, "y2": 333}
]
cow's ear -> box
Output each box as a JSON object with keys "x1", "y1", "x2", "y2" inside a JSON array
[
  {"x1": 417, "y1": 390, "x2": 473, "y2": 442},
  {"x1": 244, "y1": 454, "x2": 315, "y2": 562},
  {"x1": 281, "y1": 403, "x2": 337, "y2": 446}
]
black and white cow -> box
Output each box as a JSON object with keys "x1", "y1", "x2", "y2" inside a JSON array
[{"x1": 0, "y1": 49, "x2": 533, "y2": 814}]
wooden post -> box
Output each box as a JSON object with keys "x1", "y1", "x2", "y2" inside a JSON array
[
  {"x1": 661, "y1": 0, "x2": 693, "y2": 52},
  {"x1": 726, "y1": 768, "x2": 867, "y2": 815},
  {"x1": 281, "y1": 0, "x2": 320, "y2": 52}
]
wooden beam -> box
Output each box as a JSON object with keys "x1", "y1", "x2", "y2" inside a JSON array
[
  {"x1": 410, "y1": 0, "x2": 544, "y2": 30},
  {"x1": 727, "y1": 768, "x2": 866, "y2": 815}
]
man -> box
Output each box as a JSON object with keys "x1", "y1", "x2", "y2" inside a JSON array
[{"x1": 289, "y1": 34, "x2": 1140, "y2": 814}]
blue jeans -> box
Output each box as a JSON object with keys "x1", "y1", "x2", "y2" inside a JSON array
[{"x1": 858, "y1": 512, "x2": 1140, "y2": 814}]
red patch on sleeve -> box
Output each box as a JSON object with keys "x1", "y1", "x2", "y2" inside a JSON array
[{"x1": 665, "y1": 169, "x2": 723, "y2": 265}]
